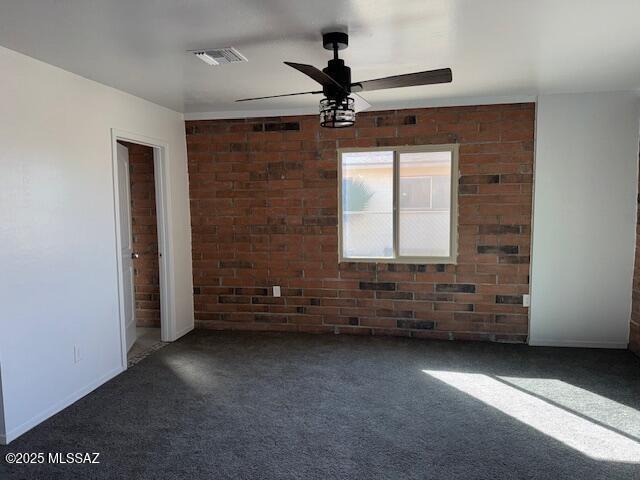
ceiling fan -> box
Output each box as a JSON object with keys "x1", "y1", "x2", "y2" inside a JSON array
[{"x1": 236, "y1": 31, "x2": 452, "y2": 128}]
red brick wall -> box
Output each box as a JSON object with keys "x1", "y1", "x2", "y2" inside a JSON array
[
  {"x1": 186, "y1": 103, "x2": 534, "y2": 342},
  {"x1": 630, "y1": 154, "x2": 640, "y2": 356},
  {"x1": 121, "y1": 142, "x2": 161, "y2": 328}
]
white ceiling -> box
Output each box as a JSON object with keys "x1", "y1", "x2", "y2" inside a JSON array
[{"x1": 2, "y1": 0, "x2": 640, "y2": 117}]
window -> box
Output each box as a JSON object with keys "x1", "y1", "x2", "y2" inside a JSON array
[{"x1": 339, "y1": 145, "x2": 458, "y2": 263}]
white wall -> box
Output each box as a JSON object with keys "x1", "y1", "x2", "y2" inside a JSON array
[
  {"x1": 530, "y1": 92, "x2": 640, "y2": 348},
  {"x1": 0, "y1": 46, "x2": 194, "y2": 443}
]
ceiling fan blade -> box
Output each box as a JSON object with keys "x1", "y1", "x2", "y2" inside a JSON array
[
  {"x1": 351, "y1": 68, "x2": 452, "y2": 92},
  {"x1": 284, "y1": 61, "x2": 348, "y2": 92},
  {"x1": 236, "y1": 90, "x2": 322, "y2": 102},
  {"x1": 352, "y1": 93, "x2": 371, "y2": 113}
]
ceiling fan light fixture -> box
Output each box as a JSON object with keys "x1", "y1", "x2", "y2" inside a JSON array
[{"x1": 319, "y1": 97, "x2": 355, "y2": 128}]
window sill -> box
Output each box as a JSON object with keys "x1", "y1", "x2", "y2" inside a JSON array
[{"x1": 339, "y1": 256, "x2": 457, "y2": 265}]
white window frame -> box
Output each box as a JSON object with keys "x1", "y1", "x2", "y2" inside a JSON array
[{"x1": 338, "y1": 144, "x2": 459, "y2": 264}]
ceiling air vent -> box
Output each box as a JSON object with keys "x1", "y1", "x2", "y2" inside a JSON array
[{"x1": 192, "y1": 47, "x2": 247, "y2": 66}]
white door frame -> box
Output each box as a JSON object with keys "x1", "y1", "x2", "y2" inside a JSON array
[{"x1": 111, "y1": 128, "x2": 175, "y2": 369}]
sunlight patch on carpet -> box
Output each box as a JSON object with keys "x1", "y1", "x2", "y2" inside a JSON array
[{"x1": 423, "y1": 370, "x2": 640, "y2": 463}]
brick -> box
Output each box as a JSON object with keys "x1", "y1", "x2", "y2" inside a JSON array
[
  {"x1": 359, "y1": 282, "x2": 396, "y2": 291},
  {"x1": 264, "y1": 122, "x2": 300, "y2": 132},
  {"x1": 496, "y1": 295, "x2": 523, "y2": 305},
  {"x1": 219, "y1": 260, "x2": 253, "y2": 268},
  {"x1": 376, "y1": 309, "x2": 414, "y2": 318},
  {"x1": 434, "y1": 303, "x2": 474, "y2": 312},
  {"x1": 478, "y1": 224, "x2": 523, "y2": 235},
  {"x1": 477, "y1": 245, "x2": 519, "y2": 255},
  {"x1": 496, "y1": 314, "x2": 528, "y2": 324},
  {"x1": 397, "y1": 320, "x2": 436, "y2": 330},
  {"x1": 435, "y1": 284, "x2": 476, "y2": 293},
  {"x1": 255, "y1": 314, "x2": 288, "y2": 323},
  {"x1": 185, "y1": 103, "x2": 534, "y2": 344},
  {"x1": 459, "y1": 175, "x2": 500, "y2": 185},
  {"x1": 498, "y1": 255, "x2": 530, "y2": 264},
  {"x1": 376, "y1": 291, "x2": 413, "y2": 300},
  {"x1": 219, "y1": 296, "x2": 250, "y2": 304}
]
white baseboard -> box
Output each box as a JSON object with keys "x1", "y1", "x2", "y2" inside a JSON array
[
  {"x1": 1, "y1": 365, "x2": 124, "y2": 445},
  {"x1": 528, "y1": 338, "x2": 628, "y2": 349}
]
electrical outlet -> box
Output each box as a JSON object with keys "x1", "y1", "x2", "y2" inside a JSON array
[
  {"x1": 74, "y1": 345, "x2": 81, "y2": 364},
  {"x1": 522, "y1": 294, "x2": 531, "y2": 307},
  {"x1": 273, "y1": 286, "x2": 281, "y2": 297}
]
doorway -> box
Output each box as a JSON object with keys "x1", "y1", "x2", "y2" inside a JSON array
[
  {"x1": 117, "y1": 140, "x2": 164, "y2": 364},
  {"x1": 111, "y1": 129, "x2": 172, "y2": 369}
]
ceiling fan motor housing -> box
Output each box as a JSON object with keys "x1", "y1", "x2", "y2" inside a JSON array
[{"x1": 322, "y1": 59, "x2": 351, "y2": 100}]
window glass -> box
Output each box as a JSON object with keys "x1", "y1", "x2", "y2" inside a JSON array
[
  {"x1": 399, "y1": 151, "x2": 452, "y2": 257},
  {"x1": 341, "y1": 151, "x2": 394, "y2": 258},
  {"x1": 400, "y1": 177, "x2": 432, "y2": 210},
  {"x1": 432, "y1": 175, "x2": 451, "y2": 210}
]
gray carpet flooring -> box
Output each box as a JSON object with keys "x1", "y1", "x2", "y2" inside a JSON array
[{"x1": 1, "y1": 330, "x2": 639, "y2": 479}]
